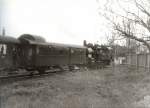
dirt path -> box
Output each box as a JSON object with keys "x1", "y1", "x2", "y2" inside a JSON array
[{"x1": 0, "y1": 66, "x2": 150, "y2": 108}]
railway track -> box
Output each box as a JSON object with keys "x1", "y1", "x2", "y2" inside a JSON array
[
  {"x1": 0, "y1": 65, "x2": 82, "y2": 81},
  {"x1": 0, "y1": 68, "x2": 65, "y2": 80}
]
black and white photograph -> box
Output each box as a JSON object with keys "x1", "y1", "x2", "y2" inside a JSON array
[{"x1": 1, "y1": 0, "x2": 150, "y2": 107}]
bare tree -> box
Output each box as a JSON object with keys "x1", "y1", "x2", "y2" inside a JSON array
[{"x1": 99, "y1": 0, "x2": 150, "y2": 52}]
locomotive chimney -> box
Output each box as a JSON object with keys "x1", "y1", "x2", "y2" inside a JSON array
[{"x1": 83, "y1": 40, "x2": 87, "y2": 46}]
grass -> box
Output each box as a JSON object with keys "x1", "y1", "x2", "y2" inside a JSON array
[{"x1": 1, "y1": 65, "x2": 150, "y2": 108}]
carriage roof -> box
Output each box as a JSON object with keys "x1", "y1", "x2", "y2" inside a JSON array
[
  {"x1": 0, "y1": 35, "x2": 20, "y2": 44},
  {"x1": 19, "y1": 34, "x2": 86, "y2": 49}
]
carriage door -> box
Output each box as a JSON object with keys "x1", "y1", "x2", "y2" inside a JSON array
[{"x1": 21, "y1": 45, "x2": 34, "y2": 66}]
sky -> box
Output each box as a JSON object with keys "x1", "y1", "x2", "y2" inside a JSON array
[{"x1": 0, "y1": 0, "x2": 110, "y2": 45}]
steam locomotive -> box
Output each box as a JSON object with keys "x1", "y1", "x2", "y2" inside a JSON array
[{"x1": 0, "y1": 34, "x2": 111, "y2": 73}]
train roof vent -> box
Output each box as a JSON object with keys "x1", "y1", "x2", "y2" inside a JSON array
[{"x1": 19, "y1": 34, "x2": 46, "y2": 44}]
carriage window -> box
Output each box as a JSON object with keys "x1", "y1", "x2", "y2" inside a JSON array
[
  {"x1": 39, "y1": 46, "x2": 54, "y2": 55},
  {"x1": 59, "y1": 50, "x2": 63, "y2": 54},
  {"x1": 38, "y1": 45, "x2": 69, "y2": 55},
  {"x1": 39, "y1": 46, "x2": 48, "y2": 55},
  {"x1": 28, "y1": 48, "x2": 32, "y2": 56},
  {"x1": 36, "y1": 47, "x2": 39, "y2": 54},
  {"x1": 71, "y1": 49, "x2": 74, "y2": 54},
  {"x1": 71, "y1": 48, "x2": 82, "y2": 55},
  {"x1": 59, "y1": 48, "x2": 68, "y2": 55},
  {"x1": 0, "y1": 44, "x2": 7, "y2": 56}
]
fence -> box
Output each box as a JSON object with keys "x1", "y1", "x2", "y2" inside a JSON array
[{"x1": 126, "y1": 53, "x2": 150, "y2": 68}]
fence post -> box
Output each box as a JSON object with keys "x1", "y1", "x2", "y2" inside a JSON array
[
  {"x1": 136, "y1": 54, "x2": 138, "y2": 70},
  {"x1": 145, "y1": 53, "x2": 147, "y2": 71},
  {"x1": 129, "y1": 54, "x2": 131, "y2": 68},
  {"x1": 148, "y1": 53, "x2": 150, "y2": 72}
]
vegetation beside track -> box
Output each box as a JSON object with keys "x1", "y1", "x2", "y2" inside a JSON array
[{"x1": 0, "y1": 65, "x2": 150, "y2": 108}]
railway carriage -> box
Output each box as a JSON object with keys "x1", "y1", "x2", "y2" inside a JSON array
[
  {"x1": 18, "y1": 34, "x2": 87, "y2": 72},
  {"x1": 0, "y1": 36, "x2": 20, "y2": 69}
]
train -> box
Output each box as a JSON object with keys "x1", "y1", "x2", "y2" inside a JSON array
[
  {"x1": 84, "y1": 41, "x2": 112, "y2": 68},
  {"x1": 0, "y1": 34, "x2": 111, "y2": 74}
]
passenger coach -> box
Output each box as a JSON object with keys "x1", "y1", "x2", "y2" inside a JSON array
[
  {"x1": 18, "y1": 34, "x2": 87, "y2": 72},
  {"x1": 0, "y1": 36, "x2": 20, "y2": 69}
]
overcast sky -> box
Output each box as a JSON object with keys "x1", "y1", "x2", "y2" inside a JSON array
[{"x1": 0, "y1": 0, "x2": 109, "y2": 45}]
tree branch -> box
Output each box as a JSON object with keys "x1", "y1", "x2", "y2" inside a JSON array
[
  {"x1": 135, "y1": 0, "x2": 150, "y2": 17},
  {"x1": 115, "y1": 25, "x2": 150, "y2": 50}
]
